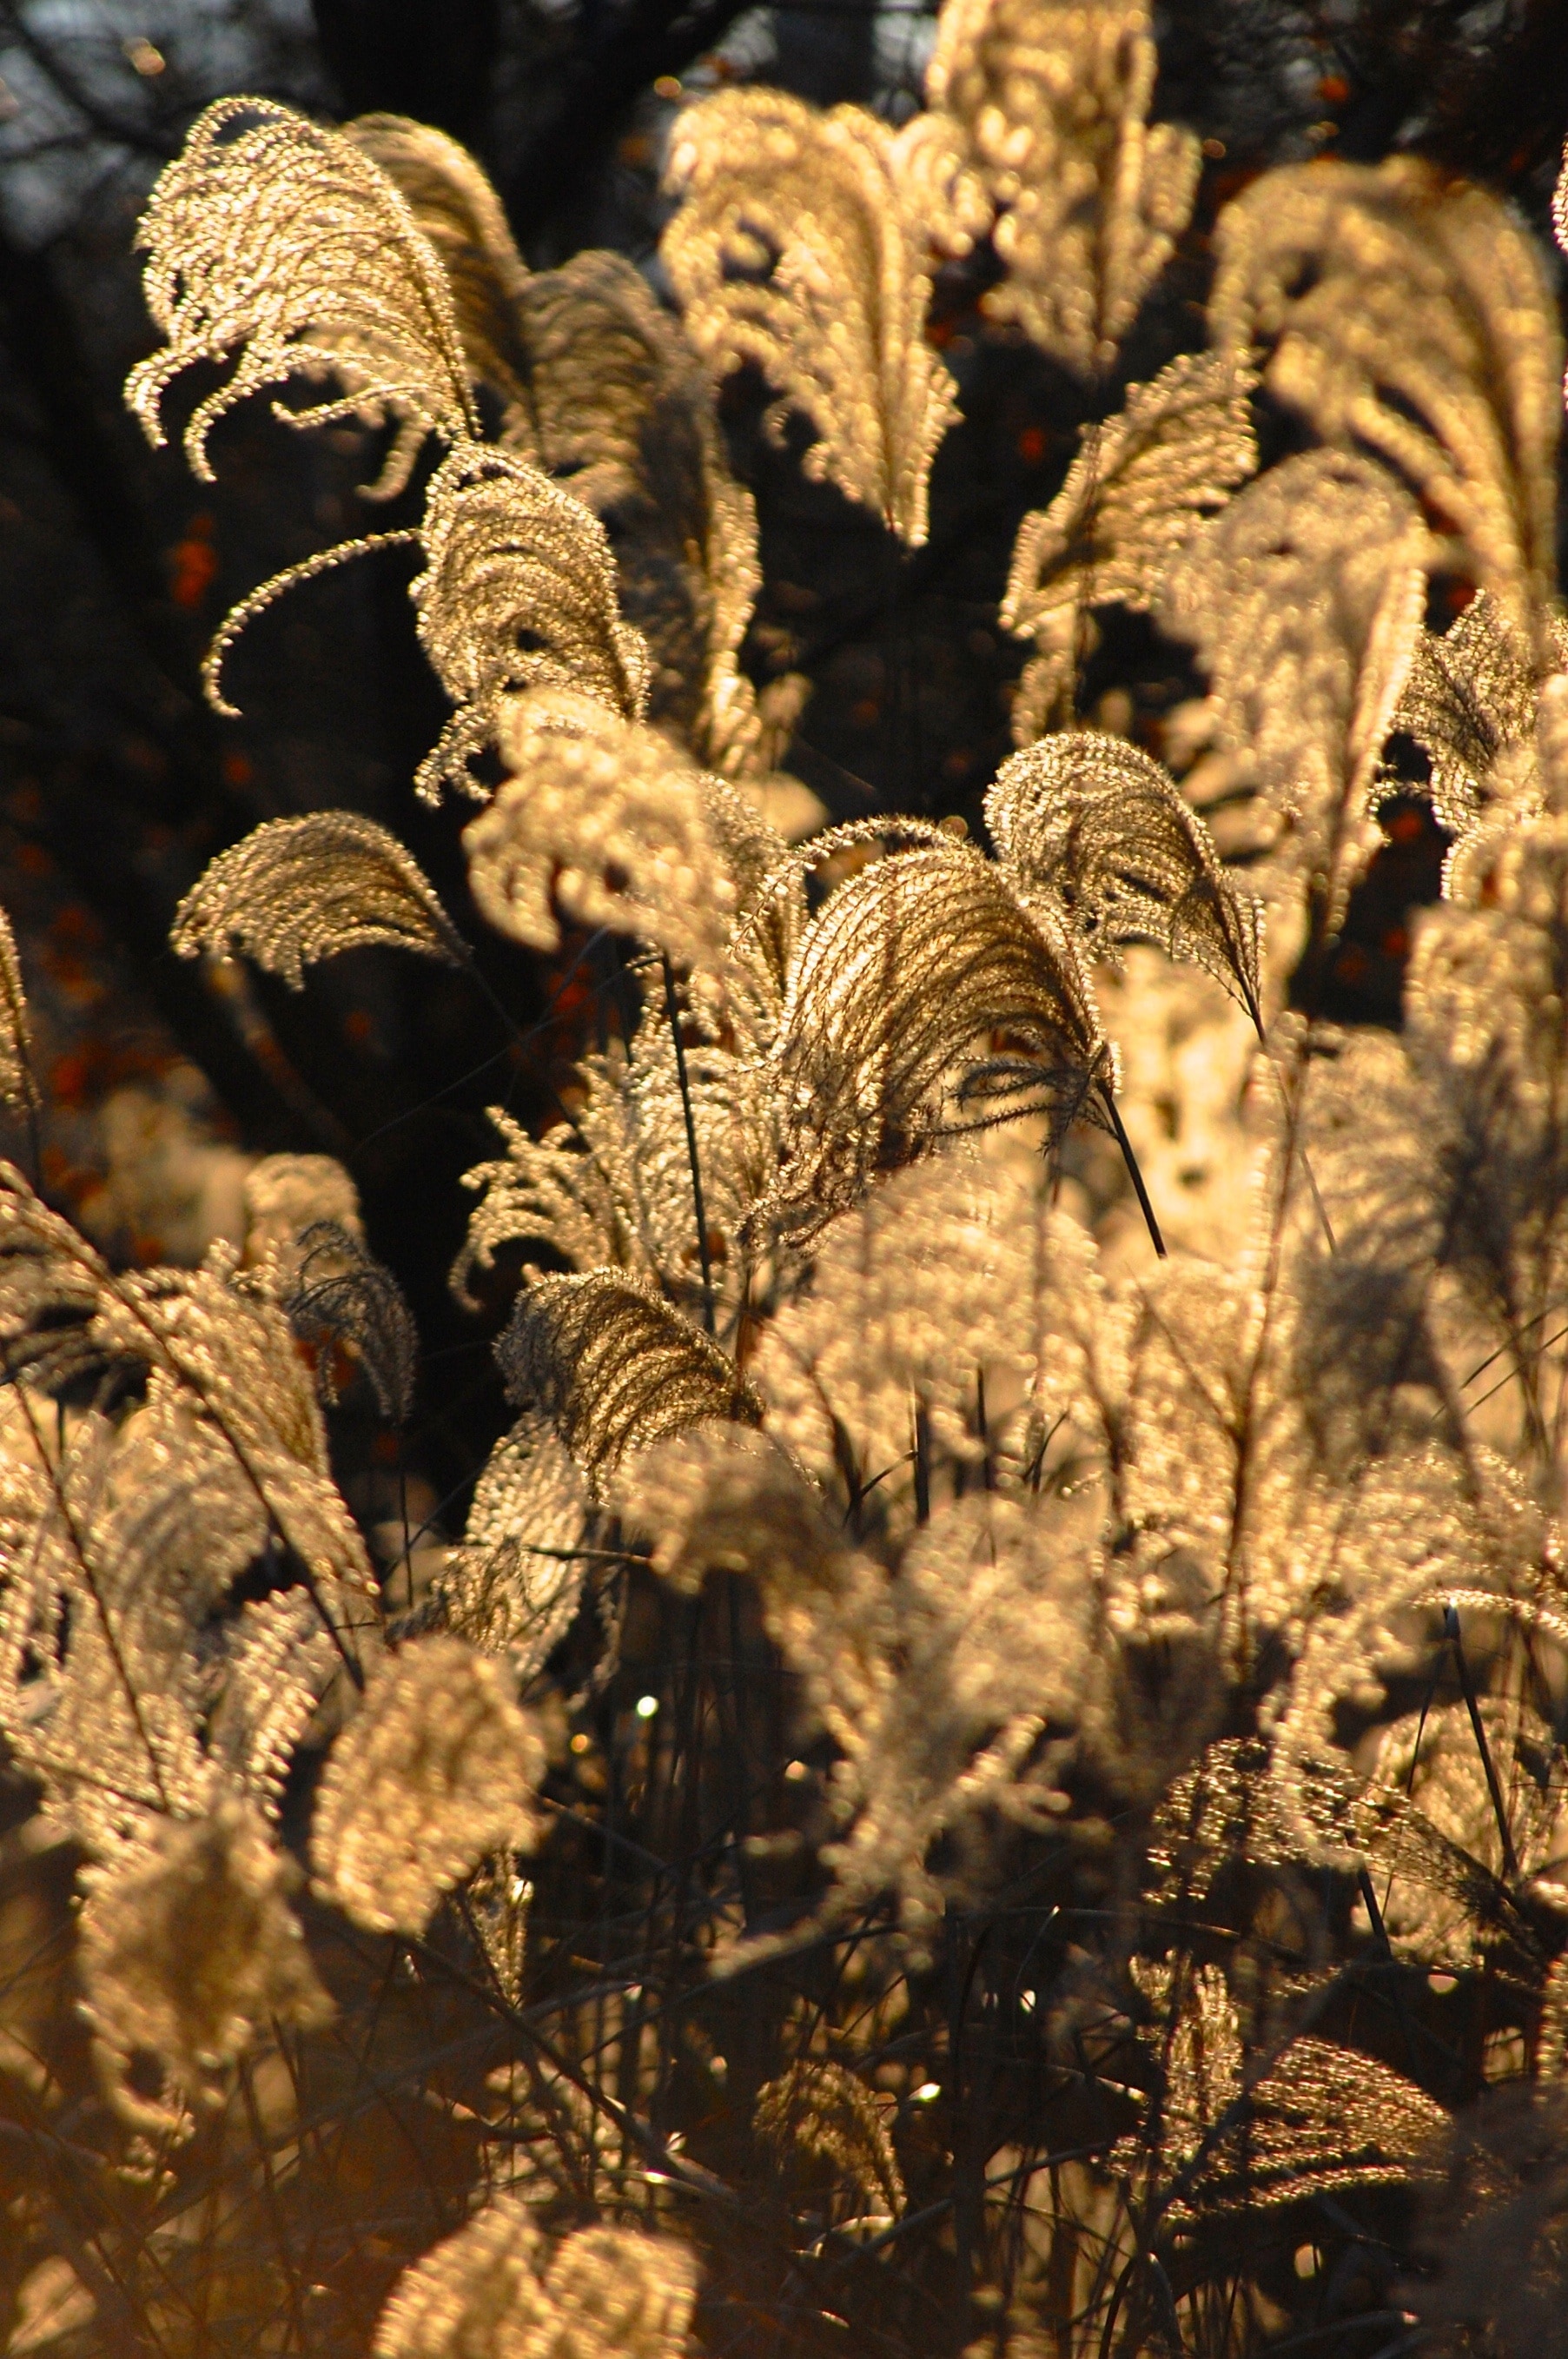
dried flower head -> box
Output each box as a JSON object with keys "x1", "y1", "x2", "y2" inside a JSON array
[
  {"x1": 662, "y1": 86, "x2": 959, "y2": 546},
  {"x1": 462, "y1": 686, "x2": 734, "y2": 966},
  {"x1": 209, "y1": 1590, "x2": 340, "y2": 1824},
  {"x1": 1116, "y1": 1961, "x2": 1447, "y2": 2217},
  {"x1": 539, "y1": 2228, "x2": 699, "y2": 2359},
  {"x1": 836, "y1": 1494, "x2": 1095, "y2": 1943},
  {"x1": 171, "y1": 812, "x2": 466, "y2": 987},
  {"x1": 1366, "y1": 1701, "x2": 1564, "y2": 1970},
  {"x1": 85, "y1": 1256, "x2": 378, "y2": 1594},
  {"x1": 374, "y1": 2205, "x2": 698, "y2": 2359},
  {"x1": 79, "y1": 1798, "x2": 331, "y2": 2128},
  {"x1": 1159, "y1": 447, "x2": 1433, "y2": 911},
  {"x1": 372, "y1": 2193, "x2": 549, "y2": 2357},
  {"x1": 435, "y1": 1411, "x2": 590, "y2": 1678},
  {"x1": 626, "y1": 1426, "x2": 899, "y2": 1789},
  {"x1": 515, "y1": 248, "x2": 770, "y2": 777},
  {"x1": 617, "y1": 1422, "x2": 852, "y2": 1604},
  {"x1": 0, "y1": 1392, "x2": 267, "y2": 1860},
  {"x1": 411, "y1": 446, "x2": 652, "y2": 803},
  {"x1": 764, "y1": 841, "x2": 1112, "y2": 1236},
  {"x1": 1212, "y1": 156, "x2": 1564, "y2": 662},
  {"x1": 754, "y1": 2057, "x2": 905, "y2": 2218},
  {"x1": 925, "y1": 0, "x2": 1200, "y2": 374},
  {"x1": 242, "y1": 1150, "x2": 362, "y2": 1273},
  {"x1": 1001, "y1": 353, "x2": 1258, "y2": 738},
  {"x1": 0, "y1": 904, "x2": 38, "y2": 1120},
  {"x1": 126, "y1": 96, "x2": 476, "y2": 486},
  {"x1": 987, "y1": 729, "x2": 1264, "y2": 1027},
  {"x1": 455, "y1": 961, "x2": 777, "y2": 1340},
  {"x1": 311, "y1": 1636, "x2": 545, "y2": 1936},
  {"x1": 1391, "y1": 592, "x2": 1568, "y2": 890},
  {"x1": 285, "y1": 1219, "x2": 418, "y2": 1423},
  {"x1": 498, "y1": 1269, "x2": 762, "y2": 1491},
  {"x1": 343, "y1": 112, "x2": 535, "y2": 434}
]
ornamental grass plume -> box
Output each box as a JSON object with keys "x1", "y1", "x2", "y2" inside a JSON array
[{"x1": 0, "y1": 29, "x2": 1566, "y2": 2359}]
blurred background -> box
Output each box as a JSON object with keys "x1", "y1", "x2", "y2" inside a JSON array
[{"x1": 0, "y1": 0, "x2": 1564, "y2": 1514}]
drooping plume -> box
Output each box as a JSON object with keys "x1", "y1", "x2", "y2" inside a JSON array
[
  {"x1": 284, "y1": 1220, "x2": 419, "y2": 1424},
  {"x1": 987, "y1": 730, "x2": 1264, "y2": 1028},
  {"x1": 374, "y1": 2206, "x2": 698, "y2": 2359},
  {"x1": 127, "y1": 96, "x2": 476, "y2": 488},
  {"x1": 1159, "y1": 447, "x2": 1434, "y2": 914},
  {"x1": 126, "y1": 100, "x2": 652, "y2": 797},
  {"x1": 410, "y1": 447, "x2": 652, "y2": 801},
  {"x1": 514, "y1": 248, "x2": 773, "y2": 776},
  {"x1": 79, "y1": 1799, "x2": 332, "y2": 2129},
  {"x1": 924, "y1": 0, "x2": 1201, "y2": 374},
  {"x1": 311, "y1": 1636, "x2": 544, "y2": 1937},
  {"x1": 1391, "y1": 592, "x2": 1568, "y2": 893},
  {"x1": 172, "y1": 812, "x2": 466, "y2": 987},
  {"x1": 1001, "y1": 352, "x2": 1257, "y2": 739},
  {"x1": 462, "y1": 686, "x2": 735, "y2": 965},
  {"x1": 435, "y1": 1411, "x2": 590, "y2": 1678},
  {"x1": 342, "y1": 111, "x2": 536, "y2": 437},
  {"x1": 763, "y1": 840, "x2": 1113, "y2": 1237},
  {"x1": 662, "y1": 86, "x2": 960, "y2": 547},
  {"x1": 1212, "y1": 157, "x2": 1564, "y2": 665},
  {"x1": 754, "y1": 2059, "x2": 906, "y2": 2220},
  {"x1": 498, "y1": 1268, "x2": 763, "y2": 1490},
  {"x1": 1113, "y1": 1961, "x2": 1447, "y2": 2218}
]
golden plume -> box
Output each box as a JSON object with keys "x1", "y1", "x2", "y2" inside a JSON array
[
  {"x1": 764, "y1": 839, "x2": 1115, "y2": 1237},
  {"x1": 346, "y1": 116, "x2": 774, "y2": 779},
  {"x1": 410, "y1": 446, "x2": 651, "y2": 800},
  {"x1": 662, "y1": 85, "x2": 959, "y2": 547},
  {"x1": 515, "y1": 248, "x2": 772, "y2": 776},
  {"x1": 374, "y1": 2207, "x2": 698, "y2": 2359},
  {"x1": 126, "y1": 100, "x2": 652, "y2": 802},
  {"x1": 925, "y1": 0, "x2": 1201, "y2": 374},
  {"x1": 79, "y1": 1799, "x2": 331, "y2": 2131},
  {"x1": 311, "y1": 1636, "x2": 544, "y2": 1936},
  {"x1": 1212, "y1": 156, "x2": 1564, "y2": 666},
  {"x1": 342, "y1": 111, "x2": 537, "y2": 438},
  {"x1": 1159, "y1": 447, "x2": 1435, "y2": 914},
  {"x1": 171, "y1": 811, "x2": 466, "y2": 986},
  {"x1": 127, "y1": 96, "x2": 476, "y2": 491},
  {"x1": 463, "y1": 685, "x2": 734, "y2": 965},
  {"x1": 1000, "y1": 352, "x2": 1257, "y2": 739},
  {"x1": 987, "y1": 729, "x2": 1264, "y2": 1028},
  {"x1": 498, "y1": 1268, "x2": 763, "y2": 1490}
]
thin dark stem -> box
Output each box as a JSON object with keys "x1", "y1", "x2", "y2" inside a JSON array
[
  {"x1": 456, "y1": 947, "x2": 532, "y2": 1054},
  {"x1": 976, "y1": 1368, "x2": 995, "y2": 1493},
  {"x1": 1357, "y1": 1866, "x2": 1392, "y2": 1951},
  {"x1": 1267, "y1": 1055, "x2": 1337, "y2": 1253},
  {"x1": 660, "y1": 953, "x2": 715, "y2": 1335},
  {"x1": 1105, "y1": 1094, "x2": 1166, "y2": 1258},
  {"x1": 399, "y1": 1454, "x2": 413, "y2": 1614},
  {"x1": 1447, "y1": 1607, "x2": 1521, "y2": 1883},
  {"x1": 1384, "y1": 1640, "x2": 1446, "y2": 1917},
  {"x1": 912, "y1": 1395, "x2": 931, "y2": 1525}
]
